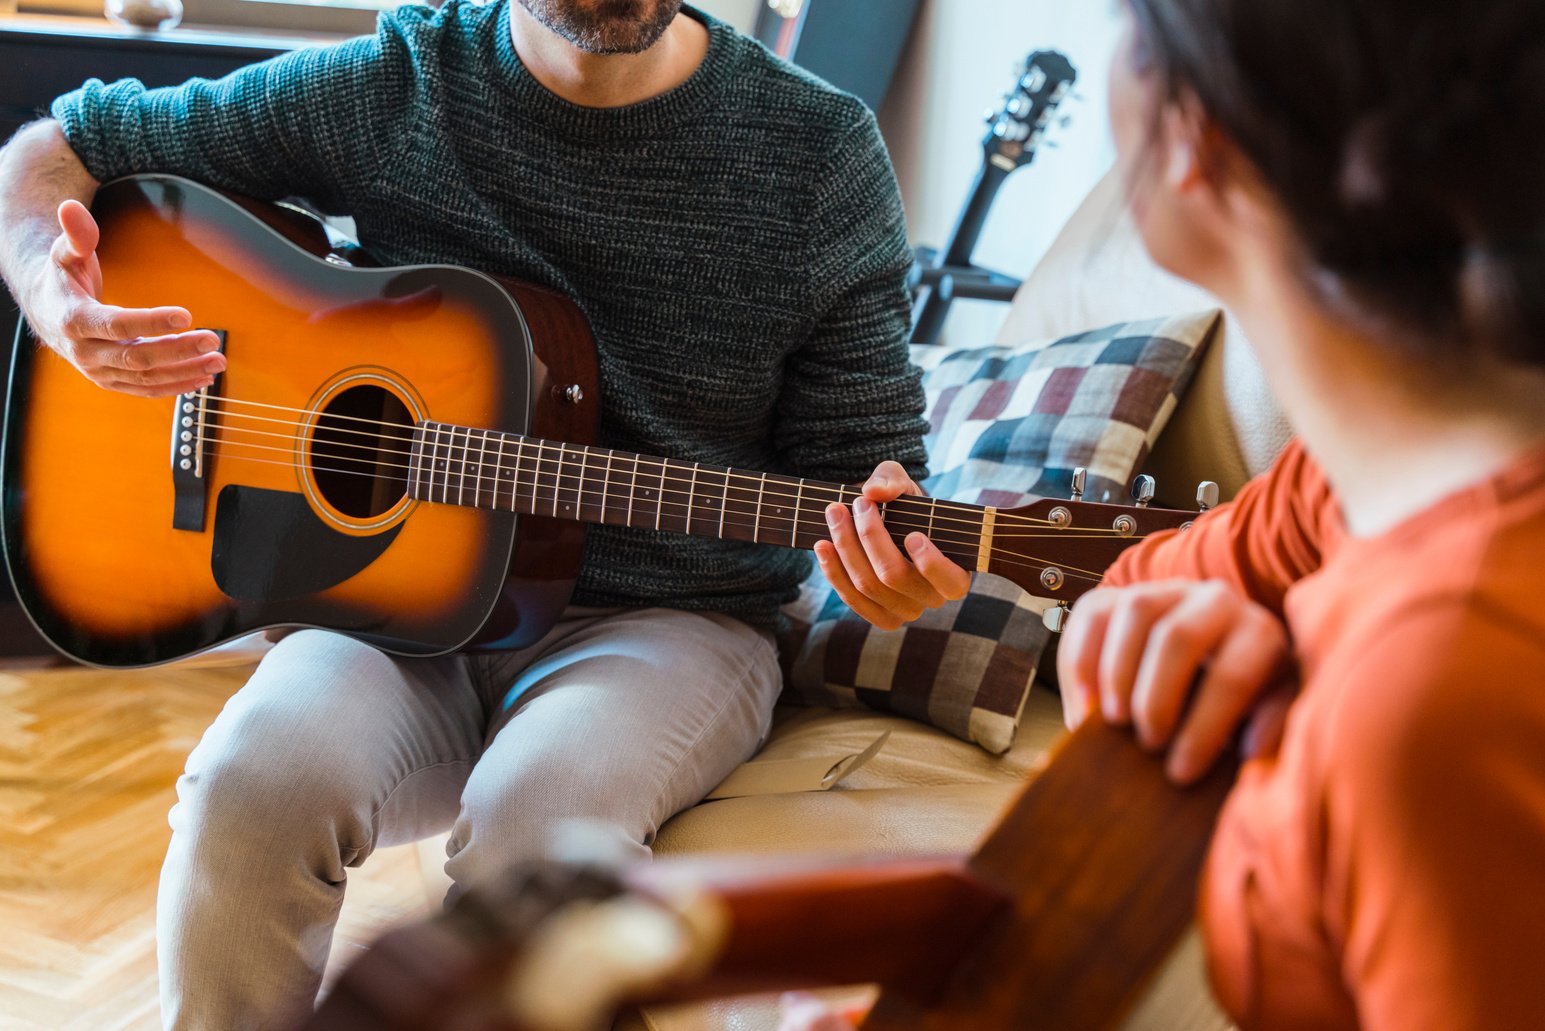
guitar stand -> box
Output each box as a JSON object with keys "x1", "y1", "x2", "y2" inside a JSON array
[{"x1": 908, "y1": 247, "x2": 1022, "y2": 347}]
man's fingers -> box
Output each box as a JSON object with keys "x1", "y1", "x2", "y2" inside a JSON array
[
  {"x1": 73, "y1": 332, "x2": 224, "y2": 379},
  {"x1": 814, "y1": 539, "x2": 904, "y2": 630},
  {"x1": 65, "y1": 302, "x2": 194, "y2": 342},
  {"x1": 55, "y1": 199, "x2": 100, "y2": 262},
  {"x1": 93, "y1": 373, "x2": 217, "y2": 399},
  {"x1": 904, "y1": 532, "x2": 971, "y2": 600},
  {"x1": 823, "y1": 501, "x2": 924, "y2": 618},
  {"x1": 850, "y1": 496, "x2": 945, "y2": 609},
  {"x1": 860, "y1": 460, "x2": 919, "y2": 502}
]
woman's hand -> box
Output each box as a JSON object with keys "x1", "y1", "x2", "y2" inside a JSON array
[
  {"x1": 1057, "y1": 580, "x2": 1295, "y2": 783},
  {"x1": 814, "y1": 460, "x2": 971, "y2": 630}
]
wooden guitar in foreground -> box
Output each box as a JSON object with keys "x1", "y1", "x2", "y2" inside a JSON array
[
  {"x1": 306, "y1": 715, "x2": 1237, "y2": 1031},
  {"x1": 3, "y1": 176, "x2": 1199, "y2": 668}
]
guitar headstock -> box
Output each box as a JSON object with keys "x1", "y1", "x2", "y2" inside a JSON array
[
  {"x1": 983, "y1": 472, "x2": 1219, "y2": 615},
  {"x1": 981, "y1": 50, "x2": 1078, "y2": 173}
]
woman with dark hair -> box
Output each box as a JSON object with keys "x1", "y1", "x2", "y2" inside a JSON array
[{"x1": 794, "y1": 0, "x2": 1545, "y2": 1027}]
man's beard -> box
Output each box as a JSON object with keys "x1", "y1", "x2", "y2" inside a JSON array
[{"x1": 518, "y1": 0, "x2": 685, "y2": 55}]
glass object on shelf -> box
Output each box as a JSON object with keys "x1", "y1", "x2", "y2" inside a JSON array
[{"x1": 105, "y1": 0, "x2": 184, "y2": 30}]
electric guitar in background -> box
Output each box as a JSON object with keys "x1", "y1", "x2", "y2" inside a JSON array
[
  {"x1": 2, "y1": 174, "x2": 1200, "y2": 669},
  {"x1": 910, "y1": 50, "x2": 1078, "y2": 345}
]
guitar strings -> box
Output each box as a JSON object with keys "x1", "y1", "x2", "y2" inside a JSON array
[
  {"x1": 200, "y1": 434, "x2": 1119, "y2": 582},
  {"x1": 199, "y1": 394, "x2": 1163, "y2": 539},
  {"x1": 199, "y1": 416, "x2": 1139, "y2": 543},
  {"x1": 200, "y1": 426, "x2": 1151, "y2": 563},
  {"x1": 192, "y1": 395, "x2": 1098, "y2": 534},
  {"x1": 194, "y1": 396, "x2": 1181, "y2": 542},
  {"x1": 203, "y1": 448, "x2": 1108, "y2": 586}
]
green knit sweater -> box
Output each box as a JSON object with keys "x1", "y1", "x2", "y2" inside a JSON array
[{"x1": 51, "y1": 1, "x2": 928, "y2": 629}]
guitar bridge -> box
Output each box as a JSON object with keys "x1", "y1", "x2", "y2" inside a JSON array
[{"x1": 170, "y1": 330, "x2": 226, "y2": 532}]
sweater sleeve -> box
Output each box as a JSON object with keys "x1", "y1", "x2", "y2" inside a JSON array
[
  {"x1": 1202, "y1": 606, "x2": 1545, "y2": 1030},
  {"x1": 1103, "y1": 439, "x2": 1330, "y2": 614},
  {"x1": 49, "y1": 16, "x2": 417, "y2": 215},
  {"x1": 771, "y1": 108, "x2": 928, "y2": 485}
]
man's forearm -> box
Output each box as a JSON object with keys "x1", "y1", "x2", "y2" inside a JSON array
[{"x1": 0, "y1": 120, "x2": 98, "y2": 303}]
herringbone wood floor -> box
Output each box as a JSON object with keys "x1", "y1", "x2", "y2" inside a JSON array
[{"x1": 0, "y1": 651, "x2": 431, "y2": 1030}]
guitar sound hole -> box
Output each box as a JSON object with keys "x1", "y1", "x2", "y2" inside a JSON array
[{"x1": 310, "y1": 385, "x2": 413, "y2": 519}]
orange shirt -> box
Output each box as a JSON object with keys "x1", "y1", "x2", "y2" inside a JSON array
[{"x1": 1105, "y1": 439, "x2": 1545, "y2": 1030}]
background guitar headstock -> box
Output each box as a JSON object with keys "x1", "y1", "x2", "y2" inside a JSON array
[{"x1": 980, "y1": 50, "x2": 1079, "y2": 173}]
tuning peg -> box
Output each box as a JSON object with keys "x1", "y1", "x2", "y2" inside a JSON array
[
  {"x1": 1070, "y1": 466, "x2": 1087, "y2": 501},
  {"x1": 1196, "y1": 480, "x2": 1220, "y2": 512},
  {"x1": 1131, "y1": 474, "x2": 1156, "y2": 508},
  {"x1": 1042, "y1": 603, "x2": 1071, "y2": 634}
]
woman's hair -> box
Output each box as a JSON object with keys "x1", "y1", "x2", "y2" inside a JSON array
[{"x1": 1125, "y1": 0, "x2": 1545, "y2": 367}]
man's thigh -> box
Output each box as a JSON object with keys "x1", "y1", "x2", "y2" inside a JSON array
[
  {"x1": 447, "y1": 607, "x2": 781, "y2": 878},
  {"x1": 181, "y1": 629, "x2": 487, "y2": 855}
]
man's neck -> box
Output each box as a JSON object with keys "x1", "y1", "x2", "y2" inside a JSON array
[{"x1": 509, "y1": 4, "x2": 710, "y2": 109}]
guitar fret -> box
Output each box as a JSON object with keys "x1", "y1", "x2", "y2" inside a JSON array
[
  {"x1": 687, "y1": 462, "x2": 700, "y2": 534},
  {"x1": 793, "y1": 478, "x2": 806, "y2": 548},
  {"x1": 717, "y1": 471, "x2": 727, "y2": 539},
  {"x1": 476, "y1": 429, "x2": 491, "y2": 508},
  {"x1": 408, "y1": 423, "x2": 426, "y2": 501},
  {"x1": 574, "y1": 445, "x2": 588, "y2": 517},
  {"x1": 494, "y1": 433, "x2": 508, "y2": 511},
  {"x1": 655, "y1": 459, "x2": 666, "y2": 531},
  {"x1": 627, "y1": 453, "x2": 641, "y2": 527},
  {"x1": 437, "y1": 424, "x2": 452, "y2": 506},
  {"x1": 753, "y1": 472, "x2": 767, "y2": 541}
]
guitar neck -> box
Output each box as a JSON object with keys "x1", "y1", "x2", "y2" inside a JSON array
[
  {"x1": 938, "y1": 162, "x2": 1012, "y2": 269},
  {"x1": 409, "y1": 422, "x2": 992, "y2": 572}
]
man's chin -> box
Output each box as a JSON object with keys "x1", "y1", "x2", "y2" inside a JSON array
[{"x1": 520, "y1": 0, "x2": 683, "y2": 56}]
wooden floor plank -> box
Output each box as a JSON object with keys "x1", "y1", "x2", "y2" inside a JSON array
[{"x1": 0, "y1": 655, "x2": 432, "y2": 1029}]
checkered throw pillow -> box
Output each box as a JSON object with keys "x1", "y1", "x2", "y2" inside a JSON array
[{"x1": 779, "y1": 311, "x2": 1221, "y2": 753}]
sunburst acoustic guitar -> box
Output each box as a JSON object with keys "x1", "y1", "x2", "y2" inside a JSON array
[{"x1": 2, "y1": 175, "x2": 1203, "y2": 668}]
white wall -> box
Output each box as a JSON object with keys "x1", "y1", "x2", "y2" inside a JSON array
[
  {"x1": 878, "y1": 0, "x2": 1123, "y2": 345},
  {"x1": 692, "y1": 0, "x2": 760, "y2": 32}
]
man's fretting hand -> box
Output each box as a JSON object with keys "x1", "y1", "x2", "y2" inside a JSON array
[
  {"x1": 24, "y1": 199, "x2": 225, "y2": 397},
  {"x1": 1057, "y1": 579, "x2": 1296, "y2": 783},
  {"x1": 814, "y1": 460, "x2": 971, "y2": 630}
]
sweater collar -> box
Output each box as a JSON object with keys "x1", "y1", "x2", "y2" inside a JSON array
[{"x1": 493, "y1": 3, "x2": 738, "y2": 139}]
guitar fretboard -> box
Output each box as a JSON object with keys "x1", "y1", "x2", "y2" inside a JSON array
[{"x1": 407, "y1": 422, "x2": 989, "y2": 570}]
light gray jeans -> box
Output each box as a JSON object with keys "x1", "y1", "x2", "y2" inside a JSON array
[{"x1": 156, "y1": 606, "x2": 781, "y2": 1031}]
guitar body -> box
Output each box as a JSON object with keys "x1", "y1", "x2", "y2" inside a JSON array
[{"x1": 1, "y1": 175, "x2": 597, "y2": 667}]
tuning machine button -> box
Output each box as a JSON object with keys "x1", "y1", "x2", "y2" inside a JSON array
[
  {"x1": 1196, "y1": 480, "x2": 1220, "y2": 512},
  {"x1": 1131, "y1": 474, "x2": 1156, "y2": 509},
  {"x1": 1070, "y1": 466, "x2": 1087, "y2": 501},
  {"x1": 1042, "y1": 603, "x2": 1071, "y2": 634}
]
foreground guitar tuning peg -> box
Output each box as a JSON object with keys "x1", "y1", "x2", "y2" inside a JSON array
[
  {"x1": 1131, "y1": 474, "x2": 1156, "y2": 509},
  {"x1": 1196, "y1": 481, "x2": 1220, "y2": 512},
  {"x1": 1070, "y1": 467, "x2": 1087, "y2": 501},
  {"x1": 1042, "y1": 603, "x2": 1071, "y2": 634}
]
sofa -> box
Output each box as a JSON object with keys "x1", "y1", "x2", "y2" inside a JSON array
[
  {"x1": 13, "y1": 168, "x2": 1290, "y2": 1029},
  {"x1": 585, "y1": 169, "x2": 1294, "y2": 1031}
]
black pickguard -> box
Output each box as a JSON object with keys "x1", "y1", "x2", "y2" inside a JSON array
[{"x1": 210, "y1": 486, "x2": 401, "y2": 602}]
